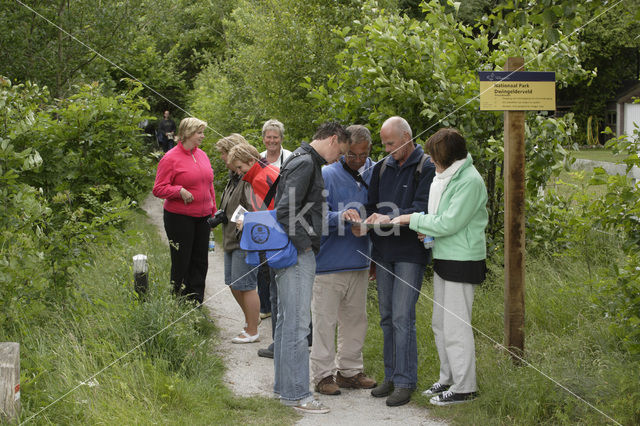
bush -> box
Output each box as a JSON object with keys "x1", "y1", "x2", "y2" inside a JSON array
[{"x1": 0, "y1": 77, "x2": 154, "y2": 333}]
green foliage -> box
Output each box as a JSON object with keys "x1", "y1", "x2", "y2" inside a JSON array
[
  {"x1": 15, "y1": 80, "x2": 154, "y2": 200},
  {"x1": 6, "y1": 212, "x2": 296, "y2": 425},
  {"x1": 0, "y1": 1, "x2": 151, "y2": 97},
  {"x1": 363, "y1": 249, "x2": 640, "y2": 424},
  {"x1": 0, "y1": 0, "x2": 231, "y2": 113},
  {"x1": 0, "y1": 77, "x2": 154, "y2": 332},
  {"x1": 305, "y1": 0, "x2": 585, "y2": 245},
  {"x1": 190, "y1": 0, "x2": 377, "y2": 143},
  {"x1": 527, "y1": 127, "x2": 640, "y2": 355},
  {"x1": 557, "y1": 0, "x2": 640, "y2": 144}
]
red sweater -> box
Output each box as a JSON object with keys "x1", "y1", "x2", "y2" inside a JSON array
[
  {"x1": 152, "y1": 141, "x2": 217, "y2": 217},
  {"x1": 242, "y1": 158, "x2": 280, "y2": 210}
]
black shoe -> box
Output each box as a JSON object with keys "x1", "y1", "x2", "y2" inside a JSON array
[
  {"x1": 371, "y1": 381, "x2": 394, "y2": 398},
  {"x1": 429, "y1": 390, "x2": 478, "y2": 406},
  {"x1": 257, "y1": 347, "x2": 274, "y2": 358},
  {"x1": 386, "y1": 387, "x2": 413, "y2": 407},
  {"x1": 421, "y1": 382, "x2": 451, "y2": 396}
]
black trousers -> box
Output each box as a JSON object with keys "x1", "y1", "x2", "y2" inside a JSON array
[{"x1": 163, "y1": 210, "x2": 210, "y2": 303}]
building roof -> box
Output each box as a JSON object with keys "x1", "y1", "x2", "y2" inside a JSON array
[{"x1": 615, "y1": 80, "x2": 640, "y2": 103}]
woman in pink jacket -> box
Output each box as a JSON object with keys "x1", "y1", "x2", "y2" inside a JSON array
[{"x1": 152, "y1": 117, "x2": 216, "y2": 304}]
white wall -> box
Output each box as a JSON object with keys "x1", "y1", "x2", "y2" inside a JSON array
[{"x1": 624, "y1": 103, "x2": 640, "y2": 141}]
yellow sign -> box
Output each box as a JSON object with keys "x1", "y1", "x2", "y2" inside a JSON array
[{"x1": 478, "y1": 71, "x2": 556, "y2": 111}]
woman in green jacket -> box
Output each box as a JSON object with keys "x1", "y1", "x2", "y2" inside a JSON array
[{"x1": 391, "y1": 128, "x2": 488, "y2": 406}]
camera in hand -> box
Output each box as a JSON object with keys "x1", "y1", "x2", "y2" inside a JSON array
[{"x1": 208, "y1": 210, "x2": 228, "y2": 228}]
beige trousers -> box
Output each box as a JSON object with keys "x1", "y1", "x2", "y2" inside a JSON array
[
  {"x1": 432, "y1": 272, "x2": 477, "y2": 393},
  {"x1": 310, "y1": 269, "x2": 369, "y2": 384}
]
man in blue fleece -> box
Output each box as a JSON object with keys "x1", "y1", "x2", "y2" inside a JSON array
[
  {"x1": 351, "y1": 116, "x2": 435, "y2": 407},
  {"x1": 311, "y1": 125, "x2": 378, "y2": 395}
]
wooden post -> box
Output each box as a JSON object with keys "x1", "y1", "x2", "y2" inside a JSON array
[
  {"x1": 504, "y1": 57, "x2": 526, "y2": 361},
  {"x1": 0, "y1": 342, "x2": 20, "y2": 421},
  {"x1": 133, "y1": 254, "x2": 148, "y2": 299}
]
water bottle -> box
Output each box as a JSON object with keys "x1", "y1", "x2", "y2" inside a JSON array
[
  {"x1": 423, "y1": 235, "x2": 434, "y2": 249},
  {"x1": 208, "y1": 238, "x2": 215, "y2": 252}
]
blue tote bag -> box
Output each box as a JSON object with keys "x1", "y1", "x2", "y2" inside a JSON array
[{"x1": 239, "y1": 209, "x2": 298, "y2": 269}]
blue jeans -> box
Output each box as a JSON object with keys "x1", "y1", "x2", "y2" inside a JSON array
[
  {"x1": 273, "y1": 250, "x2": 315, "y2": 403},
  {"x1": 376, "y1": 261, "x2": 425, "y2": 388}
]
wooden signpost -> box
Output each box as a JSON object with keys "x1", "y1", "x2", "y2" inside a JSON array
[
  {"x1": 479, "y1": 57, "x2": 556, "y2": 361},
  {"x1": 0, "y1": 342, "x2": 20, "y2": 421}
]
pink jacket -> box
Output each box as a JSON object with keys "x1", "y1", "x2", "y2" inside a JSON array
[{"x1": 152, "y1": 141, "x2": 217, "y2": 217}]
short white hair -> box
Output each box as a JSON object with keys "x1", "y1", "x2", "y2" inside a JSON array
[{"x1": 261, "y1": 119, "x2": 285, "y2": 138}]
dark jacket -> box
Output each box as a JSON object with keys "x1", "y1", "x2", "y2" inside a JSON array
[
  {"x1": 366, "y1": 144, "x2": 436, "y2": 265},
  {"x1": 219, "y1": 171, "x2": 251, "y2": 252},
  {"x1": 274, "y1": 142, "x2": 327, "y2": 254}
]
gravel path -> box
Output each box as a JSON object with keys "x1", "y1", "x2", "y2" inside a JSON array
[{"x1": 142, "y1": 194, "x2": 445, "y2": 426}]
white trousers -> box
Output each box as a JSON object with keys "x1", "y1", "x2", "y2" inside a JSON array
[
  {"x1": 432, "y1": 272, "x2": 477, "y2": 393},
  {"x1": 310, "y1": 270, "x2": 369, "y2": 384}
]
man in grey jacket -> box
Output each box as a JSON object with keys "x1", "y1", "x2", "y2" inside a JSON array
[{"x1": 272, "y1": 122, "x2": 350, "y2": 414}]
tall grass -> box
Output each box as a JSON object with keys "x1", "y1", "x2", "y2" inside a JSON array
[
  {"x1": 362, "y1": 249, "x2": 640, "y2": 425},
  {"x1": 7, "y1": 211, "x2": 295, "y2": 425}
]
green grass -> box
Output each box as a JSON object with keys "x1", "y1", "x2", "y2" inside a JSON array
[
  {"x1": 362, "y1": 250, "x2": 640, "y2": 424},
  {"x1": 570, "y1": 149, "x2": 626, "y2": 163},
  {"x1": 546, "y1": 170, "x2": 610, "y2": 199},
  {"x1": 11, "y1": 211, "x2": 296, "y2": 425}
]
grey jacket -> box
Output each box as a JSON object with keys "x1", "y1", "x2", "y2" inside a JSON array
[{"x1": 274, "y1": 142, "x2": 327, "y2": 254}]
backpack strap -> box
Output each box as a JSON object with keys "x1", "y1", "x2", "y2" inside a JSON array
[
  {"x1": 379, "y1": 153, "x2": 429, "y2": 187},
  {"x1": 414, "y1": 154, "x2": 429, "y2": 186},
  {"x1": 262, "y1": 175, "x2": 280, "y2": 207},
  {"x1": 261, "y1": 150, "x2": 310, "y2": 208}
]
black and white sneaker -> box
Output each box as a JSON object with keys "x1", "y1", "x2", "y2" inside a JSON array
[
  {"x1": 429, "y1": 390, "x2": 477, "y2": 406},
  {"x1": 421, "y1": 382, "x2": 451, "y2": 396}
]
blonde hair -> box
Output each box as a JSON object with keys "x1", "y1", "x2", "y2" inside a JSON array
[
  {"x1": 215, "y1": 133, "x2": 248, "y2": 153},
  {"x1": 227, "y1": 143, "x2": 260, "y2": 165},
  {"x1": 177, "y1": 117, "x2": 207, "y2": 141}
]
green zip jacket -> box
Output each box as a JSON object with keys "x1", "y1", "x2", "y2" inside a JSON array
[{"x1": 409, "y1": 154, "x2": 488, "y2": 261}]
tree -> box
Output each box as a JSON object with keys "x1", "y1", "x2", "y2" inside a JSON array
[{"x1": 304, "y1": 0, "x2": 589, "y2": 244}]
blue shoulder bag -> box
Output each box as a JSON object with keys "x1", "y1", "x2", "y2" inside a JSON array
[
  {"x1": 239, "y1": 209, "x2": 298, "y2": 269},
  {"x1": 239, "y1": 157, "x2": 301, "y2": 269}
]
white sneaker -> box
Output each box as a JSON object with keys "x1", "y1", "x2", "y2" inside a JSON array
[
  {"x1": 231, "y1": 331, "x2": 260, "y2": 343},
  {"x1": 293, "y1": 399, "x2": 330, "y2": 414}
]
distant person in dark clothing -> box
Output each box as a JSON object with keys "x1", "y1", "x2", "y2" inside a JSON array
[{"x1": 157, "y1": 110, "x2": 177, "y2": 152}]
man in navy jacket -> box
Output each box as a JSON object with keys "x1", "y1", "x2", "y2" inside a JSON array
[
  {"x1": 311, "y1": 125, "x2": 378, "y2": 396},
  {"x1": 350, "y1": 116, "x2": 435, "y2": 407}
]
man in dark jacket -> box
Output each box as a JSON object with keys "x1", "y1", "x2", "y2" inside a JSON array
[
  {"x1": 272, "y1": 122, "x2": 350, "y2": 414},
  {"x1": 351, "y1": 116, "x2": 435, "y2": 407},
  {"x1": 157, "y1": 110, "x2": 177, "y2": 152}
]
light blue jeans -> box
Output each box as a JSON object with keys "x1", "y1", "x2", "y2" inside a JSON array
[
  {"x1": 376, "y1": 261, "x2": 425, "y2": 389},
  {"x1": 273, "y1": 250, "x2": 315, "y2": 404}
]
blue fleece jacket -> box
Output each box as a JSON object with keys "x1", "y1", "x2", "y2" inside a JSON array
[
  {"x1": 315, "y1": 157, "x2": 376, "y2": 274},
  {"x1": 366, "y1": 145, "x2": 436, "y2": 265}
]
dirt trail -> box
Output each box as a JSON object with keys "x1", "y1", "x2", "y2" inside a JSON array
[{"x1": 142, "y1": 194, "x2": 445, "y2": 425}]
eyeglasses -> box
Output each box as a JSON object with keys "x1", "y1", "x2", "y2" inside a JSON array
[{"x1": 345, "y1": 153, "x2": 368, "y2": 160}]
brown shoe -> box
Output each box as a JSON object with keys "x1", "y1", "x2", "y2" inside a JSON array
[
  {"x1": 335, "y1": 371, "x2": 377, "y2": 389},
  {"x1": 315, "y1": 375, "x2": 341, "y2": 395}
]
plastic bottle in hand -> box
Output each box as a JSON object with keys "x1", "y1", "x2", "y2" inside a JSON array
[
  {"x1": 208, "y1": 237, "x2": 215, "y2": 252},
  {"x1": 423, "y1": 235, "x2": 434, "y2": 249}
]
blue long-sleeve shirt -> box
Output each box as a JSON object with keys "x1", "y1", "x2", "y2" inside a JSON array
[{"x1": 315, "y1": 157, "x2": 376, "y2": 274}]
